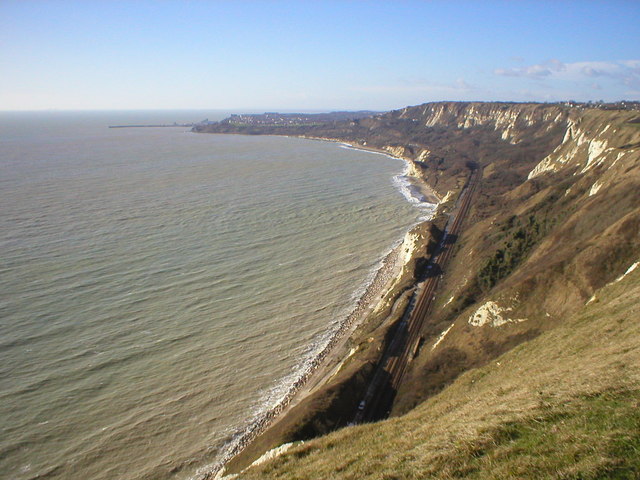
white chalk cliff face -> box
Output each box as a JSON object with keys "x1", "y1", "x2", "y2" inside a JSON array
[
  {"x1": 527, "y1": 111, "x2": 640, "y2": 186},
  {"x1": 384, "y1": 145, "x2": 408, "y2": 158},
  {"x1": 414, "y1": 102, "x2": 568, "y2": 144}
]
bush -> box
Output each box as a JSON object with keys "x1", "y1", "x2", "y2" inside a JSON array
[{"x1": 478, "y1": 214, "x2": 553, "y2": 291}]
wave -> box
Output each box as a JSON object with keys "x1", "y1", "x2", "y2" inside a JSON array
[
  {"x1": 392, "y1": 173, "x2": 437, "y2": 220},
  {"x1": 336, "y1": 142, "x2": 437, "y2": 220},
  {"x1": 338, "y1": 144, "x2": 395, "y2": 160}
]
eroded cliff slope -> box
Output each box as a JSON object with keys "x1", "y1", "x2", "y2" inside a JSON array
[{"x1": 393, "y1": 105, "x2": 640, "y2": 415}]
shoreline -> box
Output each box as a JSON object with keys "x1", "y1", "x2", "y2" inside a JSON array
[
  {"x1": 302, "y1": 136, "x2": 441, "y2": 207},
  {"x1": 203, "y1": 137, "x2": 439, "y2": 480}
]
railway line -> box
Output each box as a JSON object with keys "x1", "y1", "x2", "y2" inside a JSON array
[{"x1": 354, "y1": 167, "x2": 480, "y2": 423}]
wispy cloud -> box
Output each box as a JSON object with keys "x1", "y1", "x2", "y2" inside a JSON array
[
  {"x1": 495, "y1": 59, "x2": 565, "y2": 78},
  {"x1": 494, "y1": 59, "x2": 640, "y2": 88}
]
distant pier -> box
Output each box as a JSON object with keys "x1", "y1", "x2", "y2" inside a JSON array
[{"x1": 108, "y1": 123, "x2": 195, "y2": 128}]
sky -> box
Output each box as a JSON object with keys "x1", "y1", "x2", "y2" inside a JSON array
[{"x1": 1, "y1": 0, "x2": 639, "y2": 111}]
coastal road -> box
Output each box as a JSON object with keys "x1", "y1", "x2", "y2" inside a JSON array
[{"x1": 354, "y1": 167, "x2": 479, "y2": 423}]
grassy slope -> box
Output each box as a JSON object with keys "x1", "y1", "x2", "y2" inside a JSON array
[{"x1": 241, "y1": 264, "x2": 640, "y2": 479}]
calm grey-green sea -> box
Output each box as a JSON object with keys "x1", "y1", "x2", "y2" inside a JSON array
[{"x1": 0, "y1": 111, "x2": 432, "y2": 480}]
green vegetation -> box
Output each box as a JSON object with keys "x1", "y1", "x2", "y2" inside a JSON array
[
  {"x1": 434, "y1": 389, "x2": 640, "y2": 479},
  {"x1": 478, "y1": 214, "x2": 554, "y2": 291}
]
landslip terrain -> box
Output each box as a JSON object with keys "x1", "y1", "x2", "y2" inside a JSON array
[{"x1": 195, "y1": 102, "x2": 640, "y2": 479}]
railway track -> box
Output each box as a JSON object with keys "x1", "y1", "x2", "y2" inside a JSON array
[{"x1": 354, "y1": 168, "x2": 479, "y2": 423}]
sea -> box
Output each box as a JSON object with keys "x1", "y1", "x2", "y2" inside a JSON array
[{"x1": 0, "y1": 110, "x2": 433, "y2": 480}]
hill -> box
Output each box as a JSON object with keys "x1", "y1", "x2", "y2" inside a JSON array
[{"x1": 196, "y1": 102, "x2": 640, "y2": 478}]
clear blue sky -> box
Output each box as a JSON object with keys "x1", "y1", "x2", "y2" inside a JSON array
[{"x1": 1, "y1": 0, "x2": 639, "y2": 111}]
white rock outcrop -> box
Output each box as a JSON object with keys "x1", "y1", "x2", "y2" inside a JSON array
[
  {"x1": 250, "y1": 442, "x2": 297, "y2": 468},
  {"x1": 468, "y1": 301, "x2": 526, "y2": 327},
  {"x1": 615, "y1": 261, "x2": 639, "y2": 283},
  {"x1": 431, "y1": 324, "x2": 453, "y2": 351}
]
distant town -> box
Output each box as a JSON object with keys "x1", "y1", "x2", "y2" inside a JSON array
[
  {"x1": 220, "y1": 111, "x2": 380, "y2": 127},
  {"x1": 560, "y1": 100, "x2": 640, "y2": 111}
]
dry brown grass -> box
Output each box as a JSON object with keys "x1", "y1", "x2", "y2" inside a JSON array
[{"x1": 237, "y1": 266, "x2": 640, "y2": 479}]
